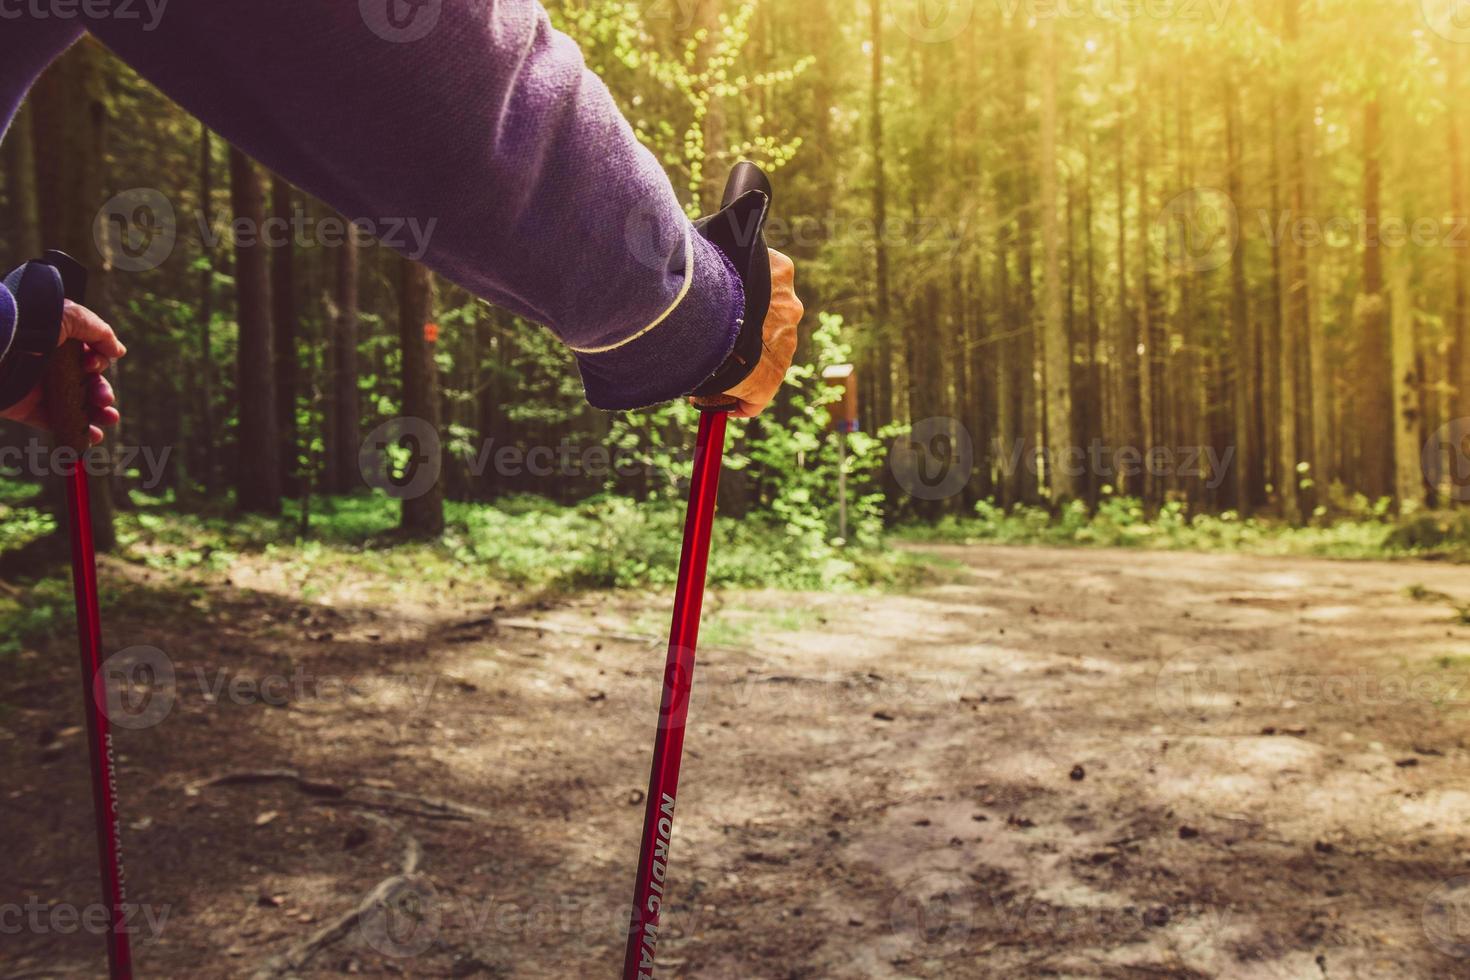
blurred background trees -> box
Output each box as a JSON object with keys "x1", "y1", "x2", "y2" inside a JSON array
[{"x1": 2, "y1": 0, "x2": 1467, "y2": 555}]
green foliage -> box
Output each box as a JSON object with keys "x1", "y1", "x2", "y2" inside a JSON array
[
  {"x1": 551, "y1": 0, "x2": 807, "y2": 212},
  {"x1": 0, "y1": 576, "x2": 71, "y2": 659},
  {"x1": 899, "y1": 493, "x2": 1433, "y2": 562},
  {"x1": 606, "y1": 312, "x2": 888, "y2": 547},
  {"x1": 741, "y1": 312, "x2": 887, "y2": 547},
  {"x1": 104, "y1": 490, "x2": 917, "y2": 593},
  {"x1": 0, "y1": 480, "x2": 53, "y2": 554}
]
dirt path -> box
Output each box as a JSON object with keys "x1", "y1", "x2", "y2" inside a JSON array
[{"x1": 5, "y1": 544, "x2": 1470, "y2": 978}]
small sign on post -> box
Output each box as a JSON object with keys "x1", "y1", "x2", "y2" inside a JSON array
[
  {"x1": 821, "y1": 364, "x2": 858, "y2": 542},
  {"x1": 822, "y1": 363, "x2": 859, "y2": 433}
]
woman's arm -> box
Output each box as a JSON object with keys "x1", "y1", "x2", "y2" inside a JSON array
[{"x1": 89, "y1": 0, "x2": 745, "y2": 410}]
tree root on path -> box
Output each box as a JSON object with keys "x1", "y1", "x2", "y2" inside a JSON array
[
  {"x1": 190, "y1": 768, "x2": 491, "y2": 820},
  {"x1": 249, "y1": 811, "x2": 425, "y2": 979},
  {"x1": 495, "y1": 616, "x2": 660, "y2": 646}
]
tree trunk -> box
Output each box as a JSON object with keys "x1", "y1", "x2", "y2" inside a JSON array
[
  {"x1": 1355, "y1": 99, "x2": 1392, "y2": 501},
  {"x1": 1083, "y1": 128, "x2": 1101, "y2": 506},
  {"x1": 1276, "y1": 0, "x2": 1303, "y2": 523},
  {"x1": 270, "y1": 175, "x2": 299, "y2": 495},
  {"x1": 1038, "y1": 20, "x2": 1074, "y2": 503},
  {"x1": 1112, "y1": 30, "x2": 1133, "y2": 497},
  {"x1": 1451, "y1": 47, "x2": 1470, "y2": 429},
  {"x1": 1135, "y1": 74, "x2": 1155, "y2": 505},
  {"x1": 870, "y1": 0, "x2": 893, "y2": 429},
  {"x1": 229, "y1": 146, "x2": 281, "y2": 514},
  {"x1": 4, "y1": 101, "x2": 42, "y2": 258},
  {"x1": 1012, "y1": 34, "x2": 1039, "y2": 506},
  {"x1": 1225, "y1": 77, "x2": 1254, "y2": 514},
  {"x1": 398, "y1": 258, "x2": 444, "y2": 536},
  {"x1": 1389, "y1": 244, "x2": 1422, "y2": 513},
  {"x1": 328, "y1": 225, "x2": 361, "y2": 494},
  {"x1": 197, "y1": 125, "x2": 218, "y2": 497}
]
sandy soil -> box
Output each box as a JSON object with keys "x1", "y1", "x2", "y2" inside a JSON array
[{"x1": 5, "y1": 543, "x2": 1470, "y2": 979}]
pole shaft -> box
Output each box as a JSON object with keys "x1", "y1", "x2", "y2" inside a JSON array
[
  {"x1": 64, "y1": 460, "x2": 133, "y2": 978},
  {"x1": 622, "y1": 410, "x2": 728, "y2": 980}
]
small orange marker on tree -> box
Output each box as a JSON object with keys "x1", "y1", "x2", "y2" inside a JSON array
[{"x1": 423, "y1": 322, "x2": 440, "y2": 343}]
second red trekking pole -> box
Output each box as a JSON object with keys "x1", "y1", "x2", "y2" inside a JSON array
[
  {"x1": 31, "y1": 250, "x2": 134, "y2": 979},
  {"x1": 622, "y1": 162, "x2": 773, "y2": 980}
]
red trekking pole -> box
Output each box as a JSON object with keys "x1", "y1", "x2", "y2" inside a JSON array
[
  {"x1": 36, "y1": 250, "x2": 134, "y2": 979},
  {"x1": 622, "y1": 163, "x2": 772, "y2": 980}
]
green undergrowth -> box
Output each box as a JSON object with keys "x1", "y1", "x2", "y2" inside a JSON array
[
  {"x1": 895, "y1": 496, "x2": 1470, "y2": 563},
  {"x1": 0, "y1": 491, "x2": 937, "y2": 667},
  {"x1": 108, "y1": 491, "x2": 933, "y2": 593}
]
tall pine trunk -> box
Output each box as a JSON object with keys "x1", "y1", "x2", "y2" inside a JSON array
[
  {"x1": 1112, "y1": 30, "x2": 1134, "y2": 497},
  {"x1": 1354, "y1": 99, "x2": 1392, "y2": 501},
  {"x1": 870, "y1": 0, "x2": 893, "y2": 430},
  {"x1": 398, "y1": 258, "x2": 444, "y2": 536},
  {"x1": 197, "y1": 126, "x2": 218, "y2": 497},
  {"x1": 229, "y1": 146, "x2": 281, "y2": 514},
  {"x1": 1275, "y1": 0, "x2": 1304, "y2": 523},
  {"x1": 1389, "y1": 247, "x2": 1422, "y2": 512},
  {"x1": 4, "y1": 102, "x2": 41, "y2": 258},
  {"x1": 1039, "y1": 19, "x2": 1074, "y2": 502},
  {"x1": 1225, "y1": 77, "x2": 1254, "y2": 514},
  {"x1": 330, "y1": 227, "x2": 361, "y2": 494},
  {"x1": 1450, "y1": 47, "x2": 1470, "y2": 429},
  {"x1": 271, "y1": 176, "x2": 298, "y2": 495}
]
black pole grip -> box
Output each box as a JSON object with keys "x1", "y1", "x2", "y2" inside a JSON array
[
  {"x1": 693, "y1": 162, "x2": 773, "y2": 413},
  {"x1": 39, "y1": 250, "x2": 90, "y2": 454},
  {"x1": 720, "y1": 160, "x2": 773, "y2": 210}
]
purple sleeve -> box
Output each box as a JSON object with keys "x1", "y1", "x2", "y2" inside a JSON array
[{"x1": 84, "y1": 1, "x2": 743, "y2": 410}]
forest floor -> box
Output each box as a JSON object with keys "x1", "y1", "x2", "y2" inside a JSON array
[{"x1": 4, "y1": 542, "x2": 1470, "y2": 978}]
